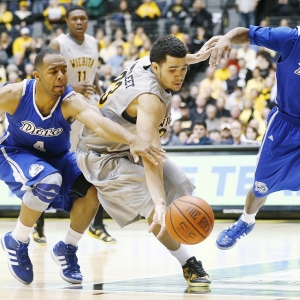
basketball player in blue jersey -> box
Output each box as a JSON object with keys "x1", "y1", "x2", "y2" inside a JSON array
[
  {"x1": 0, "y1": 48, "x2": 166, "y2": 285},
  {"x1": 76, "y1": 35, "x2": 219, "y2": 288},
  {"x1": 209, "y1": 25, "x2": 300, "y2": 249},
  {"x1": 46, "y1": 5, "x2": 117, "y2": 245}
]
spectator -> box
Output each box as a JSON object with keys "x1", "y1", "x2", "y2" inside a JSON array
[
  {"x1": 11, "y1": 1, "x2": 35, "y2": 40},
  {"x1": 220, "y1": 122, "x2": 232, "y2": 144},
  {"x1": 178, "y1": 129, "x2": 190, "y2": 144},
  {"x1": 111, "y1": 28, "x2": 126, "y2": 48},
  {"x1": 199, "y1": 67, "x2": 223, "y2": 100},
  {"x1": 235, "y1": 0, "x2": 259, "y2": 28},
  {"x1": 43, "y1": 0, "x2": 67, "y2": 33},
  {"x1": 223, "y1": 64, "x2": 241, "y2": 95},
  {"x1": 123, "y1": 44, "x2": 139, "y2": 69},
  {"x1": 106, "y1": 45, "x2": 125, "y2": 76},
  {"x1": 133, "y1": 25, "x2": 150, "y2": 49},
  {"x1": 161, "y1": 127, "x2": 183, "y2": 146},
  {"x1": 237, "y1": 57, "x2": 252, "y2": 86},
  {"x1": 216, "y1": 95, "x2": 231, "y2": 118},
  {"x1": 272, "y1": 0, "x2": 299, "y2": 16},
  {"x1": 190, "y1": 93, "x2": 207, "y2": 124},
  {"x1": 227, "y1": 48, "x2": 240, "y2": 70},
  {"x1": 170, "y1": 24, "x2": 184, "y2": 42},
  {"x1": 166, "y1": 0, "x2": 188, "y2": 27},
  {"x1": 214, "y1": 58, "x2": 230, "y2": 81},
  {"x1": 0, "y1": 2, "x2": 13, "y2": 33},
  {"x1": 180, "y1": 85, "x2": 196, "y2": 109},
  {"x1": 237, "y1": 44, "x2": 257, "y2": 70},
  {"x1": 229, "y1": 105, "x2": 242, "y2": 122},
  {"x1": 171, "y1": 119, "x2": 182, "y2": 136},
  {"x1": 0, "y1": 31, "x2": 12, "y2": 66},
  {"x1": 135, "y1": 0, "x2": 161, "y2": 20},
  {"x1": 23, "y1": 62, "x2": 34, "y2": 80},
  {"x1": 256, "y1": 50, "x2": 272, "y2": 78},
  {"x1": 0, "y1": 64, "x2": 6, "y2": 86},
  {"x1": 170, "y1": 94, "x2": 182, "y2": 125},
  {"x1": 190, "y1": 0, "x2": 213, "y2": 39},
  {"x1": 12, "y1": 27, "x2": 33, "y2": 57},
  {"x1": 99, "y1": 36, "x2": 117, "y2": 63},
  {"x1": 184, "y1": 121, "x2": 214, "y2": 145},
  {"x1": 209, "y1": 129, "x2": 222, "y2": 144},
  {"x1": 178, "y1": 102, "x2": 193, "y2": 131},
  {"x1": 239, "y1": 97, "x2": 262, "y2": 124},
  {"x1": 244, "y1": 125, "x2": 261, "y2": 145},
  {"x1": 95, "y1": 28, "x2": 106, "y2": 49},
  {"x1": 227, "y1": 119, "x2": 245, "y2": 145},
  {"x1": 245, "y1": 67, "x2": 265, "y2": 97},
  {"x1": 105, "y1": 0, "x2": 132, "y2": 37},
  {"x1": 138, "y1": 38, "x2": 152, "y2": 58},
  {"x1": 205, "y1": 104, "x2": 220, "y2": 132}
]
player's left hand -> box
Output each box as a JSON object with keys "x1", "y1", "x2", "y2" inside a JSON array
[
  {"x1": 130, "y1": 136, "x2": 167, "y2": 165},
  {"x1": 148, "y1": 204, "x2": 167, "y2": 239}
]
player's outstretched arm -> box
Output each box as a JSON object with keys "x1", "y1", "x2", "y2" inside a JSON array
[
  {"x1": 63, "y1": 93, "x2": 166, "y2": 165},
  {"x1": 209, "y1": 27, "x2": 250, "y2": 67}
]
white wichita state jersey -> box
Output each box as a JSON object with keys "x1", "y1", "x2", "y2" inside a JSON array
[
  {"x1": 79, "y1": 56, "x2": 172, "y2": 152},
  {"x1": 55, "y1": 33, "x2": 98, "y2": 88}
]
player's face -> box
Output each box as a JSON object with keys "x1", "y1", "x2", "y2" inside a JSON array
[
  {"x1": 155, "y1": 56, "x2": 188, "y2": 92},
  {"x1": 38, "y1": 54, "x2": 68, "y2": 97},
  {"x1": 66, "y1": 9, "x2": 88, "y2": 37}
]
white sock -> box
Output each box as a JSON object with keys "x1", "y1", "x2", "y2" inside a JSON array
[
  {"x1": 169, "y1": 245, "x2": 193, "y2": 266},
  {"x1": 12, "y1": 218, "x2": 32, "y2": 243},
  {"x1": 64, "y1": 226, "x2": 83, "y2": 246},
  {"x1": 241, "y1": 209, "x2": 257, "y2": 224}
]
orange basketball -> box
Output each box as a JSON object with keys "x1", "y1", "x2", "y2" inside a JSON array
[{"x1": 165, "y1": 196, "x2": 214, "y2": 245}]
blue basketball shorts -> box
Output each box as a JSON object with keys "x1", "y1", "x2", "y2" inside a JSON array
[
  {"x1": 0, "y1": 145, "x2": 82, "y2": 212},
  {"x1": 253, "y1": 107, "x2": 300, "y2": 197}
]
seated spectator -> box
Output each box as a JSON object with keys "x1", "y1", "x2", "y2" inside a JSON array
[
  {"x1": 86, "y1": 0, "x2": 107, "y2": 19},
  {"x1": 227, "y1": 48, "x2": 239, "y2": 70},
  {"x1": 133, "y1": 25, "x2": 149, "y2": 49},
  {"x1": 239, "y1": 97, "x2": 262, "y2": 124},
  {"x1": 123, "y1": 44, "x2": 139, "y2": 69},
  {"x1": 214, "y1": 58, "x2": 230, "y2": 81},
  {"x1": 180, "y1": 85, "x2": 196, "y2": 109},
  {"x1": 223, "y1": 64, "x2": 241, "y2": 95},
  {"x1": 226, "y1": 86, "x2": 244, "y2": 111},
  {"x1": 190, "y1": 0, "x2": 213, "y2": 39},
  {"x1": 237, "y1": 57, "x2": 252, "y2": 86},
  {"x1": 169, "y1": 24, "x2": 184, "y2": 42},
  {"x1": 99, "y1": 36, "x2": 117, "y2": 63},
  {"x1": 165, "y1": 0, "x2": 188, "y2": 27},
  {"x1": 272, "y1": 0, "x2": 299, "y2": 16},
  {"x1": 178, "y1": 102, "x2": 193, "y2": 131},
  {"x1": 23, "y1": 62, "x2": 34, "y2": 80},
  {"x1": 199, "y1": 67, "x2": 223, "y2": 100},
  {"x1": 209, "y1": 129, "x2": 222, "y2": 145},
  {"x1": 220, "y1": 122, "x2": 232, "y2": 144},
  {"x1": 170, "y1": 94, "x2": 182, "y2": 125},
  {"x1": 205, "y1": 104, "x2": 220, "y2": 132},
  {"x1": 11, "y1": 1, "x2": 35, "y2": 40},
  {"x1": 216, "y1": 95, "x2": 231, "y2": 118},
  {"x1": 0, "y1": 64, "x2": 6, "y2": 86},
  {"x1": 138, "y1": 38, "x2": 152, "y2": 58},
  {"x1": 245, "y1": 67, "x2": 265, "y2": 98},
  {"x1": 111, "y1": 28, "x2": 126, "y2": 48},
  {"x1": 256, "y1": 50, "x2": 272, "y2": 78},
  {"x1": 0, "y1": 31, "x2": 12, "y2": 66},
  {"x1": 12, "y1": 27, "x2": 33, "y2": 57},
  {"x1": 43, "y1": 0, "x2": 67, "y2": 33},
  {"x1": 95, "y1": 28, "x2": 106, "y2": 49},
  {"x1": 227, "y1": 120, "x2": 246, "y2": 145},
  {"x1": 244, "y1": 125, "x2": 261, "y2": 145},
  {"x1": 229, "y1": 105, "x2": 242, "y2": 122},
  {"x1": 171, "y1": 119, "x2": 182, "y2": 136},
  {"x1": 135, "y1": 0, "x2": 161, "y2": 21},
  {"x1": 105, "y1": 0, "x2": 132, "y2": 36},
  {"x1": 178, "y1": 129, "x2": 190, "y2": 144},
  {"x1": 161, "y1": 127, "x2": 182, "y2": 146},
  {"x1": 106, "y1": 45, "x2": 125, "y2": 76},
  {"x1": 0, "y1": 2, "x2": 13, "y2": 33},
  {"x1": 190, "y1": 93, "x2": 207, "y2": 124},
  {"x1": 184, "y1": 121, "x2": 214, "y2": 145},
  {"x1": 237, "y1": 44, "x2": 257, "y2": 70}
]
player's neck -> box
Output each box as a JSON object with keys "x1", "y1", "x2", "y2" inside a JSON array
[{"x1": 67, "y1": 33, "x2": 84, "y2": 45}]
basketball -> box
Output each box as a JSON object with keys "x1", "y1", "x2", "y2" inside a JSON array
[{"x1": 165, "y1": 196, "x2": 214, "y2": 245}]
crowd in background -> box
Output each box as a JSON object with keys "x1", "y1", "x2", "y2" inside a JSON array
[{"x1": 0, "y1": 0, "x2": 295, "y2": 146}]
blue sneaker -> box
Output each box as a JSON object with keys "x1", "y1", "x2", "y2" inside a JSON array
[
  {"x1": 51, "y1": 241, "x2": 82, "y2": 283},
  {"x1": 216, "y1": 217, "x2": 255, "y2": 250},
  {"x1": 1, "y1": 231, "x2": 33, "y2": 284}
]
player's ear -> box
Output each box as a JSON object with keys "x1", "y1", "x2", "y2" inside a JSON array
[
  {"x1": 33, "y1": 71, "x2": 40, "y2": 80},
  {"x1": 151, "y1": 62, "x2": 159, "y2": 74}
]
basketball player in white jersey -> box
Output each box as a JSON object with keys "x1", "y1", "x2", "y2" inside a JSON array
[
  {"x1": 76, "y1": 35, "x2": 219, "y2": 288},
  {"x1": 48, "y1": 5, "x2": 116, "y2": 245}
]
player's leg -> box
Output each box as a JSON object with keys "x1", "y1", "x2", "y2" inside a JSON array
[
  {"x1": 32, "y1": 211, "x2": 46, "y2": 244},
  {"x1": 88, "y1": 205, "x2": 117, "y2": 244},
  {"x1": 49, "y1": 153, "x2": 99, "y2": 283},
  {"x1": 0, "y1": 149, "x2": 62, "y2": 284}
]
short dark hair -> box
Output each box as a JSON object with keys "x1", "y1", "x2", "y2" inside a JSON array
[
  {"x1": 66, "y1": 5, "x2": 87, "y2": 18},
  {"x1": 193, "y1": 121, "x2": 207, "y2": 129},
  {"x1": 150, "y1": 35, "x2": 187, "y2": 65},
  {"x1": 34, "y1": 48, "x2": 62, "y2": 70}
]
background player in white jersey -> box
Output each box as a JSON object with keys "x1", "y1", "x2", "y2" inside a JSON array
[
  {"x1": 0, "y1": 48, "x2": 165, "y2": 285},
  {"x1": 76, "y1": 35, "x2": 218, "y2": 288},
  {"x1": 47, "y1": 5, "x2": 116, "y2": 245}
]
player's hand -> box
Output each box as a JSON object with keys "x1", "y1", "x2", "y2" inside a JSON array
[
  {"x1": 209, "y1": 36, "x2": 232, "y2": 68},
  {"x1": 148, "y1": 204, "x2": 167, "y2": 239},
  {"x1": 129, "y1": 136, "x2": 167, "y2": 165},
  {"x1": 196, "y1": 35, "x2": 222, "y2": 61},
  {"x1": 76, "y1": 81, "x2": 96, "y2": 99}
]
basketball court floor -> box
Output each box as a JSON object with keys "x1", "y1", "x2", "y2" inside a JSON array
[{"x1": 1, "y1": 218, "x2": 300, "y2": 300}]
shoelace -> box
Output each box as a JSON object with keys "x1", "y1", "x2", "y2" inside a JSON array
[
  {"x1": 16, "y1": 243, "x2": 31, "y2": 266},
  {"x1": 226, "y1": 220, "x2": 247, "y2": 238},
  {"x1": 65, "y1": 245, "x2": 80, "y2": 271},
  {"x1": 190, "y1": 260, "x2": 207, "y2": 277}
]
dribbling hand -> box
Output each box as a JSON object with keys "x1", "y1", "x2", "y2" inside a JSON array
[{"x1": 148, "y1": 204, "x2": 167, "y2": 239}]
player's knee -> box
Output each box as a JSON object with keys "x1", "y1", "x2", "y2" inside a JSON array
[{"x1": 23, "y1": 172, "x2": 62, "y2": 212}]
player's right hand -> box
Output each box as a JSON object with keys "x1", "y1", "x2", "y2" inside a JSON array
[
  {"x1": 76, "y1": 81, "x2": 96, "y2": 99},
  {"x1": 130, "y1": 136, "x2": 167, "y2": 165},
  {"x1": 148, "y1": 204, "x2": 167, "y2": 239},
  {"x1": 209, "y1": 36, "x2": 232, "y2": 67}
]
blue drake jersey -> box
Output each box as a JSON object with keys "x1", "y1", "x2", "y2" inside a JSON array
[{"x1": 1, "y1": 79, "x2": 75, "y2": 157}]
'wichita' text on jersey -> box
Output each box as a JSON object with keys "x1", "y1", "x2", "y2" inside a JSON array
[{"x1": 70, "y1": 57, "x2": 95, "y2": 68}]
